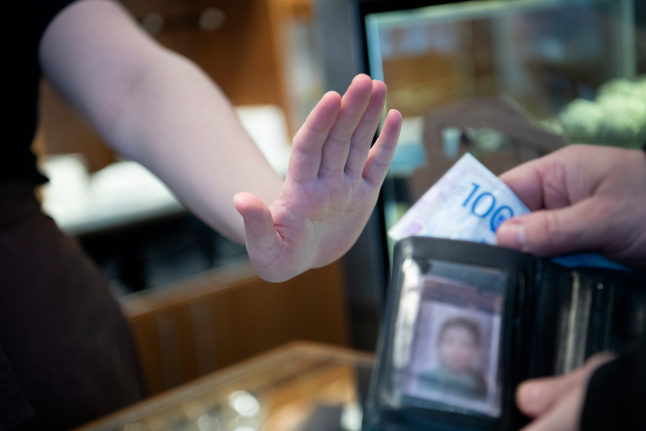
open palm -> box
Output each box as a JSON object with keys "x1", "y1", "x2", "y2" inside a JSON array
[{"x1": 234, "y1": 74, "x2": 402, "y2": 282}]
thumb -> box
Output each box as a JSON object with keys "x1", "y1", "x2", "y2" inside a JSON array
[
  {"x1": 516, "y1": 351, "x2": 616, "y2": 418},
  {"x1": 496, "y1": 199, "x2": 601, "y2": 257},
  {"x1": 233, "y1": 192, "x2": 278, "y2": 257}
]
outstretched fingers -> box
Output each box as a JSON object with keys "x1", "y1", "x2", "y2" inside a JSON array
[
  {"x1": 319, "y1": 74, "x2": 374, "y2": 177},
  {"x1": 344, "y1": 80, "x2": 388, "y2": 176},
  {"x1": 288, "y1": 91, "x2": 341, "y2": 183},
  {"x1": 362, "y1": 109, "x2": 402, "y2": 187}
]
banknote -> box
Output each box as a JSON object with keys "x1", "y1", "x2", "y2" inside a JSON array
[
  {"x1": 389, "y1": 153, "x2": 529, "y2": 244},
  {"x1": 389, "y1": 153, "x2": 626, "y2": 270}
]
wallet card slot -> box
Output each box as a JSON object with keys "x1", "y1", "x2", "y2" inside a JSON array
[
  {"x1": 584, "y1": 281, "x2": 613, "y2": 357},
  {"x1": 555, "y1": 271, "x2": 592, "y2": 374}
]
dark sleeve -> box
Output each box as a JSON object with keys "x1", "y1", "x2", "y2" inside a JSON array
[
  {"x1": 16, "y1": 0, "x2": 79, "y2": 57},
  {"x1": 580, "y1": 344, "x2": 646, "y2": 431},
  {"x1": 31, "y1": 0, "x2": 79, "y2": 43}
]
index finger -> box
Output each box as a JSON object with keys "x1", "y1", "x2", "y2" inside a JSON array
[
  {"x1": 288, "y1": 91, "x2": 341, "y2": 183},
  {"x1": 499, "y1": 158, "x2": 553, "y2": 211}
]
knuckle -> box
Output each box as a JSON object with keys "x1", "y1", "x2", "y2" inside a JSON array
[
  {"x1": 543, "y1": 211, "x2": 562, "y2": 238},
  {"x1": 534, "y1": 211, "x2": 563, "y2": 254},
  {"x1": 328, "y1": 133, "x2": 350, "y2": 149},
  {"x1": 319, "y1": 164, "x2": 343, "y2": 178}
]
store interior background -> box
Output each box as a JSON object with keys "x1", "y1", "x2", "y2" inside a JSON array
[{"x1": 34, "y1": 0, "x2": 646, "y2": 398}]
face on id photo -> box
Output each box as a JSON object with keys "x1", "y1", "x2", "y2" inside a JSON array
[{"x1": 403, "y1": 285, "x2": 502, "y2": 417}]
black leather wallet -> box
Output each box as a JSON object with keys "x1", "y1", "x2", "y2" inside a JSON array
[{"x1": 364, "y1": 237, "x2": 646, "y2": 431}]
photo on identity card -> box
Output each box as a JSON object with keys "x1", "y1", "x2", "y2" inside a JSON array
[{"x1": 402, "y1": 272, "x2": 504, "y2": 417}]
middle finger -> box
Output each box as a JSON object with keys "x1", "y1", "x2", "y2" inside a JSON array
[{"x1": 319, "y1": 74, "x2": 373, "y2": 178}]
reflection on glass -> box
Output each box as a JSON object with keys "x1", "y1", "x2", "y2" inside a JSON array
[
  {"x1": 392, "y1": 258, "x2": 422, "y2": 371},
  {"x1": 197, "y1": 414, "x2": 222, "y2": 431},
  {"x1": 122, "y1": 423, "x2": 147, "y2": 431},
  {"x1": 340, "y1": 401, "x2": 363, "y2": 431},
  {"x1": 96, "y1": 345, "x2": 371, "y2": 431},
  {"x1": 228, "y1": 391, "x2": 260, "y2": 418},
  {"x1": 367, "y1": 0, "x2": 635, "y2": 120}
]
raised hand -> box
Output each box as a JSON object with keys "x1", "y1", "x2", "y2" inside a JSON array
[
  {"x1": 38, "y1": 1, "x2": 401, "y2": 282},
  {"x1": 496, "y1": 145, "x2": 646, "y2": 268},
  {"x1": 234, "y1": 74, "x2": 402, "y2": 282}
]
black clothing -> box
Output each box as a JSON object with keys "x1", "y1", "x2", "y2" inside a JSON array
[
  {"x1": 0, "y1": 2, "x2": 145, "y2": 429},
  {"x1": 1, "y1": 0, "x2": 78, "y2": 184},
  {"x1": 581, "y1": 344, "x2": 646, "y2": 431},
  {"x1": 0, "y1": 183, "x2": 144, "y2": 430}
]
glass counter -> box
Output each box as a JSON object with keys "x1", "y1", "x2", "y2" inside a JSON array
[{"x1": 75, "y1": 343, "x2": 374, "y2": 431}]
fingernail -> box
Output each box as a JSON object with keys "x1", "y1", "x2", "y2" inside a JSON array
[{"x1": 497, "y1": 220, "x2": 525, "y2": 250}]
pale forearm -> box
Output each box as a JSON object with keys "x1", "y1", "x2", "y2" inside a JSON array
[
  {"x1": 40, "y1": 0, "x2": 282, "y2": 243},
  {"x1": 106, "y1": 49, "x2": 282, "y2": 242}
]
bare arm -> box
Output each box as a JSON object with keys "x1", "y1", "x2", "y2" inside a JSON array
[
  {"x1": 39, "y1": 0, "x2": 280, "y2": 242},
  {"x1": 39, "y1": 0, "x2": 402, "y2": 281}
]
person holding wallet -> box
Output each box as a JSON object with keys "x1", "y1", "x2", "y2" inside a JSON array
[
  {"x1": 496, "y1": 144, "x2": 646, "y2": 430},
  {"x1": 1, "y1": 0, "x2": 402, "y2": 429}
]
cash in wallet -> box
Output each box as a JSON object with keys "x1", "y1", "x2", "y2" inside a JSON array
[{"x1": 366, "y1": 150, "x2": 646, "y2": 430}]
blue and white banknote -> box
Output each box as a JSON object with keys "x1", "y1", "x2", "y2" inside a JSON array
[
  {"x1": 389, "y1": 153, "x2": 626, "y2": 270},
  {"x1": 389, "y1": 153, "x2": 529, "y2": 245}
]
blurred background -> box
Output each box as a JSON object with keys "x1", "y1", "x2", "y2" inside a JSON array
[{"x1": 33, "y1": 0, "x2": 646, "y2": 429}]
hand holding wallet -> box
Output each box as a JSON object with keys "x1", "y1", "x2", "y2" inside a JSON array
[{"x1": 365, "y1": 237, "x2": 646, "y2": 431}]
